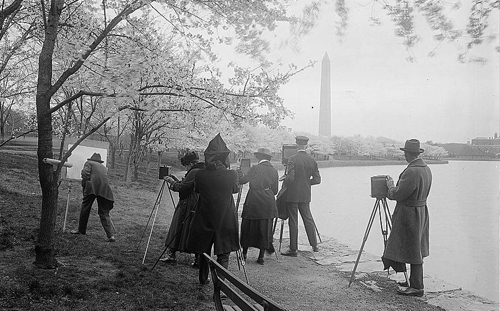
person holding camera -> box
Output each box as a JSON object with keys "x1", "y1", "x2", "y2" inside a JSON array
[
  {"x1": 160, "y1": 151, "x2": 204, "y2": 266},
  {"x1": 238, "y1": 148, "x2": 279, "y2": 265},
  {"x1": 382, "y1": 139, "x2": 432, "y2": 297},
  {"x1": 185, "y1": 134, "x2": 240, "y2": 285},
  {"x1": 281, "y1": 136, "x2": 321, "y2": 257},
  {"x1": 71, "y1": 153, "x2": 116, "y2": 242}
]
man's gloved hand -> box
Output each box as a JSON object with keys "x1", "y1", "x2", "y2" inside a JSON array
[{"x1": 386, "y1": 176, "x2": 395, "y2": 189}]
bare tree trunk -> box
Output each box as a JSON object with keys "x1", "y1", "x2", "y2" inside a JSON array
[
  {"x1": 34, "y1": 0, "x2": 64, "y2": 268},
  {"x1": 35, "y1": 106, "x2": 59, "y2": 268},
  {"x1": 157, "y1": 150, "x2": 162, "y2": 171},
  {"x1": 124, "y1": 135, "x2": 133, "y2": 184},
  {"x1": 145, "y1": 148, "x2": 152, "y2": 175},
  {"x1": 110, "y1": 144, "x2": 116, "y2": 169}
]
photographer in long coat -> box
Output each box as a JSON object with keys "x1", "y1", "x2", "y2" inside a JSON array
[
  {"x1": 186, "y1": 134, "x2": 240, "y2": 285},
  {"x1": 238, "y1": 148, "x2": 279, "y2": 265},
  {"x1": 382, "y1": 139, "x2": 432, "y2": 297},
  {"x1": 160, "y1": 151, "x2": 205, "y2": 266}
]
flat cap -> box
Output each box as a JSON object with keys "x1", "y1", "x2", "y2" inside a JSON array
[{"x1": 295, "y1": 136, "x2": 309, "y2": 145}]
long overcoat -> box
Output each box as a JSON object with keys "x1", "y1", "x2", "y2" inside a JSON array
[
  {"x1": 81, "y1": 160, "x2": 114, "y2": 202},
  {"x1": 165, "y1": 162, "x2": 205, "y2": 251},
  {"x1": 383, "y1": 158, "x2": 432, "y2": 265},
  {"x1": 239, "y1": 161, "x2": 279, "y2": 220},
  {"x1": 186, "y1": 164, "x2": 240, "y2": 255},
  {"x1": 283, "y1": 150, "x2": 321, "y2": 203}
]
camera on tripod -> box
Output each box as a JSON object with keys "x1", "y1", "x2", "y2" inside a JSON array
[
  {"x1": 370, "y1": 175, "x2": 388, "y2": 198},
  {"x1": 158, "y1": 165, "x2": 171, "y2": 179}
]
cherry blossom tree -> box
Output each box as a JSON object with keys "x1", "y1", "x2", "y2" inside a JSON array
[{"x1": 31, "y1": 0, "x2": 308, "y2": 268}]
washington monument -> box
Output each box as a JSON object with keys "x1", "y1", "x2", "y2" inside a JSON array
[{"x1": 319, "y1": 53, "x2": 331, "y2": 136}]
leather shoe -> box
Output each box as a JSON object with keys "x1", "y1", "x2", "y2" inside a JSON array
[
  {"x1": 108, "y1": 236, "x2": 116, "y2": 242},
  {"x1": 397, "y1": 287, "x2": 424, "y2": 297},
  {"x1": 281, "y1": 249, "x2": 298, "y2": 257},
  {"x1": 70, "y1": 230, "x2": 83, "y2": 235},
  {"x1": 397, "y1": 281, "x2": 409, "y2": 287},
  {"x1": 312, "y1": 245, "x2": 319, "y2": 252},
  {"x1": 256, "y1": 258, "x2": 264, "y2": 265}
]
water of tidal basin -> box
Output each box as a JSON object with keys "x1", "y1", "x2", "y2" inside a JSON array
[{"x1": 299, "y1": 161, "x2": 499, "y2": 302}]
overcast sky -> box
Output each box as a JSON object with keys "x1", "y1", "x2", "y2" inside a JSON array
[{"x1": 259, "y1": 2, "x2": 500, "y2": 144}]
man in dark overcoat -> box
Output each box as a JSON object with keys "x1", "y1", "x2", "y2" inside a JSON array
[
  {"x1": 186, "y1": 134, "x2": 240, "y2": 284},
  {"x1": 383, "y1": 139, "x2": 432, "y2": 297},
  {"x1": 238, "y1": 147, "x2": 279, "y2": 264},
  {"x1": 281, "y1": 136, "x2": 321, "y2": 257},
  {"x1": 71, "y1": 153, "x2": 116, "y2": 242}
]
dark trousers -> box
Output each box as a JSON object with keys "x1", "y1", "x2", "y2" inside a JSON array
[
  {"x1": 410, "y1": 264, "x2": 424, "y2": 289},
  {"x1": 287, "y1": 202, "x2": 317, "y2": 251},
  {"x1": 199, "y1": 251, "x2": 229, "y2": 284},
  {"x1": 79, "y1": 194, "x2": 115, "y2": 238}
]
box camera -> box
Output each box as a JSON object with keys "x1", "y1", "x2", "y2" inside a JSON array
[
  {"x1": 239, "y1": 158, "x2": 251, "y2": 175},
  {"x1": 281, "y1": 144, "x2": 297, "y2": 164},
  {"x1": 370, "y1": 175, "x2": 388, "y2": 198},
  {"x1": 158, "y1": 166, "x2": 170, "y2": 179}
]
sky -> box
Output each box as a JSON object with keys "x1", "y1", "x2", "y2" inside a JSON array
[{"x1": 218, "y1": 2, "x2": 500, "y2": 144}]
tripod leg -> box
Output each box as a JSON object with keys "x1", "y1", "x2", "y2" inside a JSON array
[
  {"x1": 313, "y1": 220, "x2": 322, "y2": 243},
  {"x1": 63, "y1": 183, "x2": 71, "y2": 232},
  {"x1": 142, "y1": 198, "x2": 161, "y2": 264},
  {"x1": 167, "y1": 186, "x2": 176, "y2": 207},
  {"x1": 136, "y1": 181, "x2": 166, "y2": 251},
  {"x1": 348, "y1": 200, "x2": 380, "y2": 287},
  {"x1": 278, "y1": 219, "x2": 284, "y2": 252},
  {"x1": 403, "y1": 270, "x2": 410, "y2": 287},
  {"x1": 272, "y1": 217, "x2": 278, "y2": 235}
]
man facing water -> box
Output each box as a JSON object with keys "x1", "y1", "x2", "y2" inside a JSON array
[
  {"x1": 382, "y1": 139, "x2": 432, "y2": 297},
  {"x1": 281, "y1": 135, "x2": 321, "y2": 257}
]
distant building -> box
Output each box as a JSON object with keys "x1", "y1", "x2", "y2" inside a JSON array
[{"x1": 470, "y1": 134, "x2": 500, "y2": 156}]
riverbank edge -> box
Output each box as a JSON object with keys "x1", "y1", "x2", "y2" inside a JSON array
[{"x1": 295, "y1": 230, "x2": 500, "y2": 311}]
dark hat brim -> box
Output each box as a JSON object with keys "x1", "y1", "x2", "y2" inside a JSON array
[
  {"x1": 254, "y1": 152, "x2": 272, "y2": 159},
  {"x1": 400, "y1": 148, "x2": 424, "y2": 154},
  {"x1": 88, "y1": 158, "x2": 104, "y2": 163}
]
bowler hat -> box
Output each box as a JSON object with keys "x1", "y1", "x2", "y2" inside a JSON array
[
  {"x1": 295, "y1": 135, "x2": 309, "y2": 145},
  {"x1": 254, "y1": 148, "x2": 272, "y2": 159},
  {"x1": 88, "y1": 153, "x2": 104, "y2": 163},
  {"x1": 400, "y1": 139, "x2": 424, "y2": 154}
]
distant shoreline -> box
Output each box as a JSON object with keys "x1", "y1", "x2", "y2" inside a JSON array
[
  {"x1": 271, "y1": 158, "x2": 449, "y2": 170},
  {"x1": 318, "y1": 159, "x2": 448, "y2": 168}
]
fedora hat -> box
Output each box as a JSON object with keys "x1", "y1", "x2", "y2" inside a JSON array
[
  {"x1": 254, "y1": 147, "x2": 272, "y2": 159},
  {"x1": 88, "y1": 153, "x2": 104, "y2": 163},
  {"x1": 400, "y1": 139, "x2": 424, "y2": 154},
  {"x1": 295, "y1": 135, "x2": 309, "y2": 145}
]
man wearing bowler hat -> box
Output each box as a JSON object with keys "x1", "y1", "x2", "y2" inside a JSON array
[
  {"x1": 71, "y1": 153, "x2": 116, "y2": 242},
  {"x1": 281, "y1": 136, "x2": 321, "y2": 257},
  {"x1": 382, "y1": 139, "x2": 432, "y2": 297}
]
